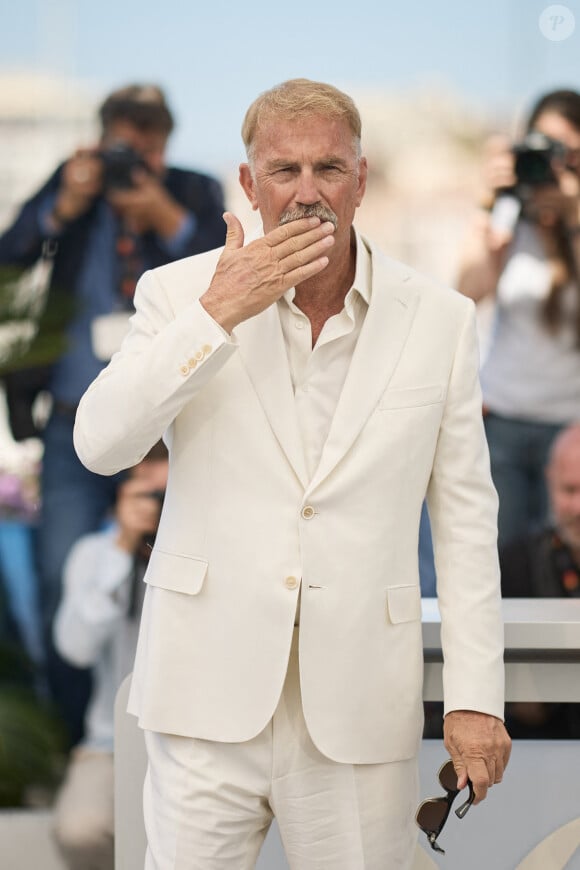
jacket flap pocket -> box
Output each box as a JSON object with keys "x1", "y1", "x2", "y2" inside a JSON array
[
  {"x1": 386, "y1": 584, "x2": 422, "y2": 624},
  {"x1": 378, "y1": 384, "x2": 445, "y2": 410},
  {"x1": 144, "y1": 549, "x2": 208, "y2": 595}
]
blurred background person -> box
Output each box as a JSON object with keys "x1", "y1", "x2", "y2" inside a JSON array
[
  {"x1": 500, "y1": 422, "x2": 580, "y2": 737},
  {"x1": 0, "y1": 83, "x2": 226, "y2": 746},
  {"x1": 52, "y1": 442, "x2": 168, "y2": 870},
  {"x1": 457, "y1": 89, "x2": 580, "y2": 548}
]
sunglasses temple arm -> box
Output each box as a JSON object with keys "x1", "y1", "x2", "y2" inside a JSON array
[
  {"x1": 428, "y1": 833, "x2": 446, "y2": 855},
  {"x1": 455, "y1": 781, "x2": 475, "y2": 820}
]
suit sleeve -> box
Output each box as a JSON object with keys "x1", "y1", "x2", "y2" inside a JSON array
[
  {"x1": 426, "y1": 300, "x2": 505, "y2": 720},
  {"x1": 74, "y1": 266, "x2": 237, "y2": 475}
]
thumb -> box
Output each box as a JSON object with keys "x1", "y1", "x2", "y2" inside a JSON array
[
  {"x1": 451, "y1": 757, "x2": 469, "y2": 791},
  {"x1": 223, "y1": 211, "x2": 244, "y2": 250}
]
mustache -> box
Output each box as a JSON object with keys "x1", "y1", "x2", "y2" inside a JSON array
[{"x1": 279, "y1": 203, "x2": 338, "y2": 229}]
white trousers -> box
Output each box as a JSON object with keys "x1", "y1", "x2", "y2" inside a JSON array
[{"x1": 143, "y1": 630, "x2": 419, "y2": 869}]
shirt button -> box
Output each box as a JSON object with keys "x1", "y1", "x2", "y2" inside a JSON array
[
  {"x1": 295, "y1": 320, "x2": 305, "y2": 330},
  {"x1": 301, "y1": 506, "x2": 315, "y2": 519},
  {"x1": 284, "y1": 576, "x2": 299, "y2": 590}
]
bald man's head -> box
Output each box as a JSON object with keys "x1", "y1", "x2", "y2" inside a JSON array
[{"x1": 546, "y1": 424, "x2": 580, "y2": 553}]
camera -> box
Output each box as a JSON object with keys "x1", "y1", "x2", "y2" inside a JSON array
[
  {"x1": 512, "y1": 132, "x2": 565, "y2": 187},
  {"x1": 100, "y1": 142, "x2": 150, "y2": 191}
]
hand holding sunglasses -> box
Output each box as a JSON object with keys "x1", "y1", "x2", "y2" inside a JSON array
[{"x1": 415, "y1": 759, "x2": 475, "y2": 854}]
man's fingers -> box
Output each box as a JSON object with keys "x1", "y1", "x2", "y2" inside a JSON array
[
  {"x1": 279, "y1": 232, "x2": 335, "y2": 273},
  {"x1": 467, "y1": 759, "x2": 491, "y2": 804},
  {"x1": 494, "y1": 739, "x2": 512, "y2": 783},
  {"x1": 223, "y1": 212, "x2": 245, "y2": 250},
  {"x1": 265, "y1": 215, "x2": 324, "y2": 247},
  {"x1": 285, "y1": 256, "x2": 330, "y2": 287},
  {"x1": 274, "y1": 220, "x2": 335, "y2": 262},
  {"x1": 503, "y1": 736, "x2": 512, "y2": 769},
  {"x1": 450, "y1": 757, "x2": 469, "y2": 792}
]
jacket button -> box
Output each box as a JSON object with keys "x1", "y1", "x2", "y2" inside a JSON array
[
  {"x1": 194, "y1": 350, "x2": 204, "y2": 361},
  {"x1": 180, "y1": 365, "x2": 189, "y2": 376},
  {"x1": 301, "y1": 506, "x2": 315, "y2": 519},
  {"x1": 187, "y1": 358, "x2": 197, "y2": 369},
  {"x1": 202, "y1": 344, "x2": 213, "y2": 355},
  {"x1": 284, "y1": 576, "x2": 299, "y2": 590}
]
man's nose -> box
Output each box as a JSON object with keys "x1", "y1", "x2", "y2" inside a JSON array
[{"x1": 295, "y1": 170, "x2": 320, "y2": 205}]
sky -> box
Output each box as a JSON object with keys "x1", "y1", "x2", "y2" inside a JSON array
[{"x1": 1, "y1": 0, "x2": 580, "y2": 175}]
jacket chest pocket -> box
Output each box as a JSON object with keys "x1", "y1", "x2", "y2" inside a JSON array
[{"x1": 378, "y1": 384, "x2": 445, "y2": 411}]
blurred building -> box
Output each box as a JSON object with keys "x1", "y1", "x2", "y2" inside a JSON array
[{"x1": 0, "y1": 71, "x2": 96, "y2": 231}]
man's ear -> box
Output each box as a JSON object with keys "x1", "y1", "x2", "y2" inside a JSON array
[
  {"x1": 355, "y1": 157, "x2": 368, "y2": 207},
  {"x1": 239, "y1": 163, "x2": 259, "y2": 211}
]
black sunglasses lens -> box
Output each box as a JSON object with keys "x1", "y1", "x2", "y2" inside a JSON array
[
  {"x1": 416, "y1": 797, "x2": 448, "y2": 833},
  {"x1": 438, "y1": 760, "x2": 458, "y2": 792}
]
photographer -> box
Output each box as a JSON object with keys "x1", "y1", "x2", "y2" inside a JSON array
[
  {"x1": 0, "y1": 83, "x2": 225, "y2": 744},
  {"x1": 51, "y1": 442, "x2": 168, "y2": 870},
  {"x1": 457, "y1": 89, "x2": 580, "y2": 547}
]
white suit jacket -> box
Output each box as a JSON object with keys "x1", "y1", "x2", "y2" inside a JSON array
[{"x1": 74, "y1": 233, "x2": 504, "y2": 765}]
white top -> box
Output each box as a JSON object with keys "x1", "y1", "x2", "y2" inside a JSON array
[
  {"x1": 277, "y1": 230, "x2": 371, "y2": 480},
  {"x1": 53, "y1": 526, "x2": 140, "y2": 751},
  {"x1": 480, "y1": 220, "x2": 580, "y2": 423}
]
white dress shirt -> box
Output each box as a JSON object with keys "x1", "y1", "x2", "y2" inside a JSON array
[{"x1": 277, "y1": 230, "x2": 372, "y2": 481}]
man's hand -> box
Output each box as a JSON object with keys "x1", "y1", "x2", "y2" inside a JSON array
[
  {"x1": 444, "y1": 710, "x2": 511, "y2": 804},
  {"x1": 52, "y1": 148, "x2": 103, "y2": 226},
  {"x1": 106, "y1": 169, "x2": 186, "y2": 237},
  {"x1": 200, "y1": 212, "x2": 335, "y2": 334},
  {"x1": 480, "y1": 135, "x2": 516, "y2": 201}
]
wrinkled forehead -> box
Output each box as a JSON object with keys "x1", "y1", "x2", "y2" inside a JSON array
[{"x1": 250, "y1": 113, "x2": 361, "y2": 163}]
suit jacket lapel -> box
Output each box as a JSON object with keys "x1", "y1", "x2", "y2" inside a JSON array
[
  {"x1": 235, "y1": 304, "x2": 309, "y2": 488},
  {"x1": 306, "y1": 239, "x2": 420, "y2": 495}
]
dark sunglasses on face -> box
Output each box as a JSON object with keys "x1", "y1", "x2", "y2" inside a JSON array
[{"x1": 415, "y1": 759, "x2": 475, "y2": 854}]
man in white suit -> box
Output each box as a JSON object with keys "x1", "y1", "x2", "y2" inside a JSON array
[{"x1": 74, "y1": 79, "x2": 511, "y2": 869}]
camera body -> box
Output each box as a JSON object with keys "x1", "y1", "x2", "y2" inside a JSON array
[
  {"x1": 512, "y1": 132, "x2": 565, "y2": 187},
  {"x1": 100, "y1": 142, "x2": 149, "y2": 191}
]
